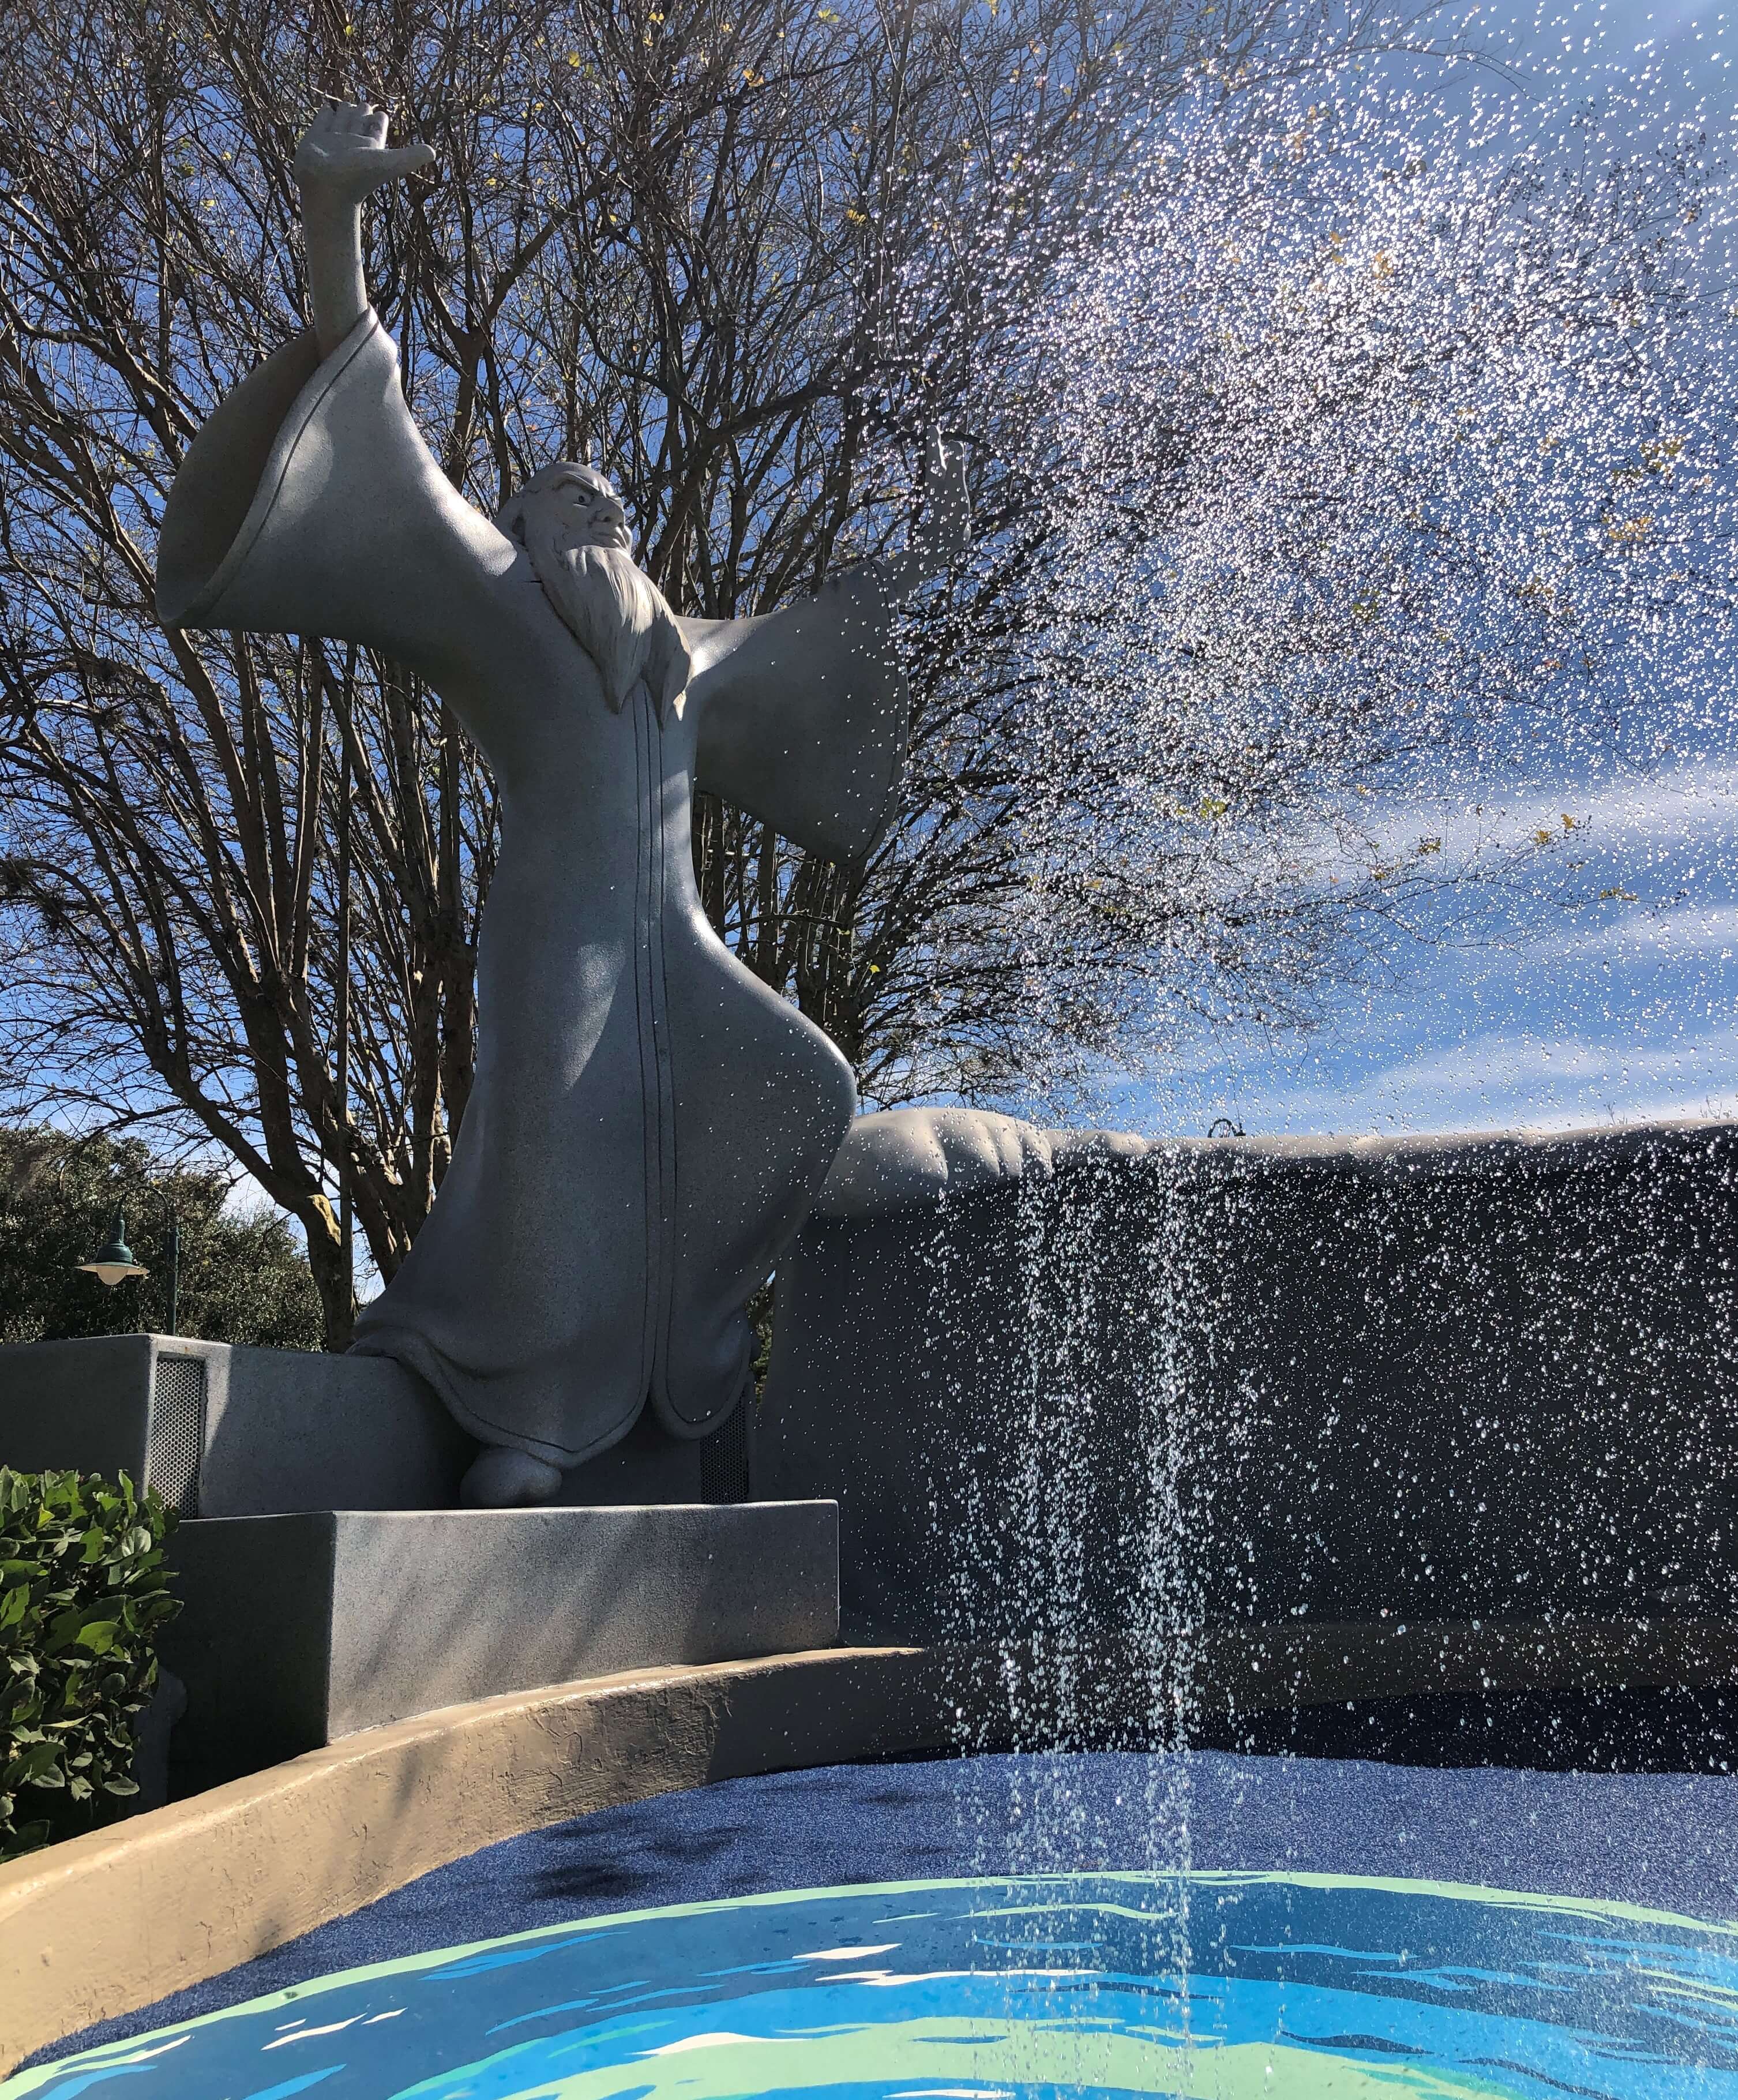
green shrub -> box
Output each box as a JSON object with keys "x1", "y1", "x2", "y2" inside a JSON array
[{"x1": 0, "y1": 1468, "x2": 181, "y2": 1861}]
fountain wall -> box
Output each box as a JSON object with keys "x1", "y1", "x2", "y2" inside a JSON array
[{"x1": 758, "y1": 1119, "x2": 1738, "y2": 1662}]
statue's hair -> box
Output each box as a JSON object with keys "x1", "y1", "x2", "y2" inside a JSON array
[{"x1": 497, "y1": 465, "x2": 690, "y2": 720}]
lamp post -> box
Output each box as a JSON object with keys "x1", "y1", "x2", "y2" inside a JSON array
[
  {"x1": 332, "y1": 642, "x2": 356, "y2": 1319},
  {"x1": 76, "y1": 1196, "x2": 180, "y2": 1336}
]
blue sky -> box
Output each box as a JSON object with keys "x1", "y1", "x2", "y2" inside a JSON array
[
  {"x1": 1091, "y1": 0, "x2": 1738, "y2": 1142},
  {"x1": 1115, "y1": 760, "x2": 1738, "y2": 1134}
]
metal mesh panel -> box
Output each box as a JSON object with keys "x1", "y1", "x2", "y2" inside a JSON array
[
  {"x1": 700, "y1": 1396, "x2": 750, "y2": 1505},
  {"x1": 147, "y1": 1355, "x2": 205, "y2": 1516}
]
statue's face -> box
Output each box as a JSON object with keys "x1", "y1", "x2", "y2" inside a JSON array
[
  {"x1": 498, "y1": 461, "x2": 690, "y2": 718},
  {"x1": 542, "y1": 467, "x2": 632, "y2": 556}
]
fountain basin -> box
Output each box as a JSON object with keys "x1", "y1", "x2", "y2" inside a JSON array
[{"x1": 14, "y1": 1874, "x2": 1738, "y2": 2098}]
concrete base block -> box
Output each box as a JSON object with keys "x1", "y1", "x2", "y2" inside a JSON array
[
  {"x1": 162, "y1": 1501, "x2": 839, "y2": 1779},
  {"x1": 0, "y1": 1334, "x2": 467, "y2": 1515},
  {"x1": 0, "y1": 1335, "x2": 754, "y2": 1514}
]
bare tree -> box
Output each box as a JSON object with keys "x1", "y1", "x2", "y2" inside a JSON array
[{"x1": 1, "y1": 0, "x2": 1720, "y2": 1348}]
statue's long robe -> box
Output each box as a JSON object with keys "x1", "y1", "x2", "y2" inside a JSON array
[{"x1": 157, "y1": 310, "x2": 905, "y2": 1466}]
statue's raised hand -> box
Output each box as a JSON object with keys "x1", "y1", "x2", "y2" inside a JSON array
[
  {"x1": 294, "y1": 100, "x2": 434, "y2": 204},
  {"x1": 296, "y1": 101, "x2": 434, "y2": 355}
]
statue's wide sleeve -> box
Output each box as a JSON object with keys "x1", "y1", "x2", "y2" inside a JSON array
[
  {"x1": 156, "y1": 310, "x2": 513, "y2": 684},
  {"x1": 682, "y1": 567, "x2": 909, "y2": 864}
]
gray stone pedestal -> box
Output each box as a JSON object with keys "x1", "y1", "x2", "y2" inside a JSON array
[{"x1": 163, "y1": 1501, "x2": 839, "y2": 1782}]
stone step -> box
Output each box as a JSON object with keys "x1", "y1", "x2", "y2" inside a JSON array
[{"x1": 162, "y1": 1501, "x2": 838, "y2": 1782}]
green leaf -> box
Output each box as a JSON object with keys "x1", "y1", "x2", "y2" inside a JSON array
[
  {"x1": 0, "y1": 1467, "x2": 179, "y2": 1852},
  {"x1": 14, "y1": 1744, "x2": 65, "y2": 1787},
  {"x1": 1, "y1": 1818, "x2": 51, "y2": 1862},
  {"x1": 46, "y1": 1607, "x2": 84, "y2": 1648}
]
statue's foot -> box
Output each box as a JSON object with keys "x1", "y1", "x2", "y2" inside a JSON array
[{"x1": 461, "y1": 1445, "x2": 564, "y2": 1508}]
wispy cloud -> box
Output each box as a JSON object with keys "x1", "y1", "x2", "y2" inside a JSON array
[
  {"x1": 1572, "y1": 901, "x2": 1738, "y2": 961},
  {"x1": 1251, "y1": 1023, "x2": 1738, "y2": 1135},
  {"x1": 1102, "y1": 756, "x2": 1738, "y2": 1140}
]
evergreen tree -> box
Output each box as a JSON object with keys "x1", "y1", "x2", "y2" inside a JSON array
[{"x1": 0, "y1": 1128, "x2": 321, "y2": 1349}]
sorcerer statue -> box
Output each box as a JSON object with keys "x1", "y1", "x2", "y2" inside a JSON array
[{"x1": 155, "y1": 102, "x2": 965, "y2": 1506}]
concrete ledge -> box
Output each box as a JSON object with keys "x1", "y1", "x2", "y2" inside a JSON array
[{"x1": 0, "y1": 1647, "x2": 952, "y2": 2072}]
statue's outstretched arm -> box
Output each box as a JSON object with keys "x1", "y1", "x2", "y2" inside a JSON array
[
  {"x1": 157, "y1": 102, "x2": 516, "y2": 701},
  {"x1": 684, "y1": 431, "x2": 967, "y2": 858},
  {"x1": 294, "y1": 101, "x2": 434, "y2": 358}
]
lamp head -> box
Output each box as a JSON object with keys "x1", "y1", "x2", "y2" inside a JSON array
[{"x1": 76, "y1": 1206, "x2": 149, "y2": 1288}]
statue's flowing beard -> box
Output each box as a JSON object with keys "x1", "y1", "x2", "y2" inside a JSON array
[{"x1": 517, "y1": 511, "x2": 690, "y2": 719}]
